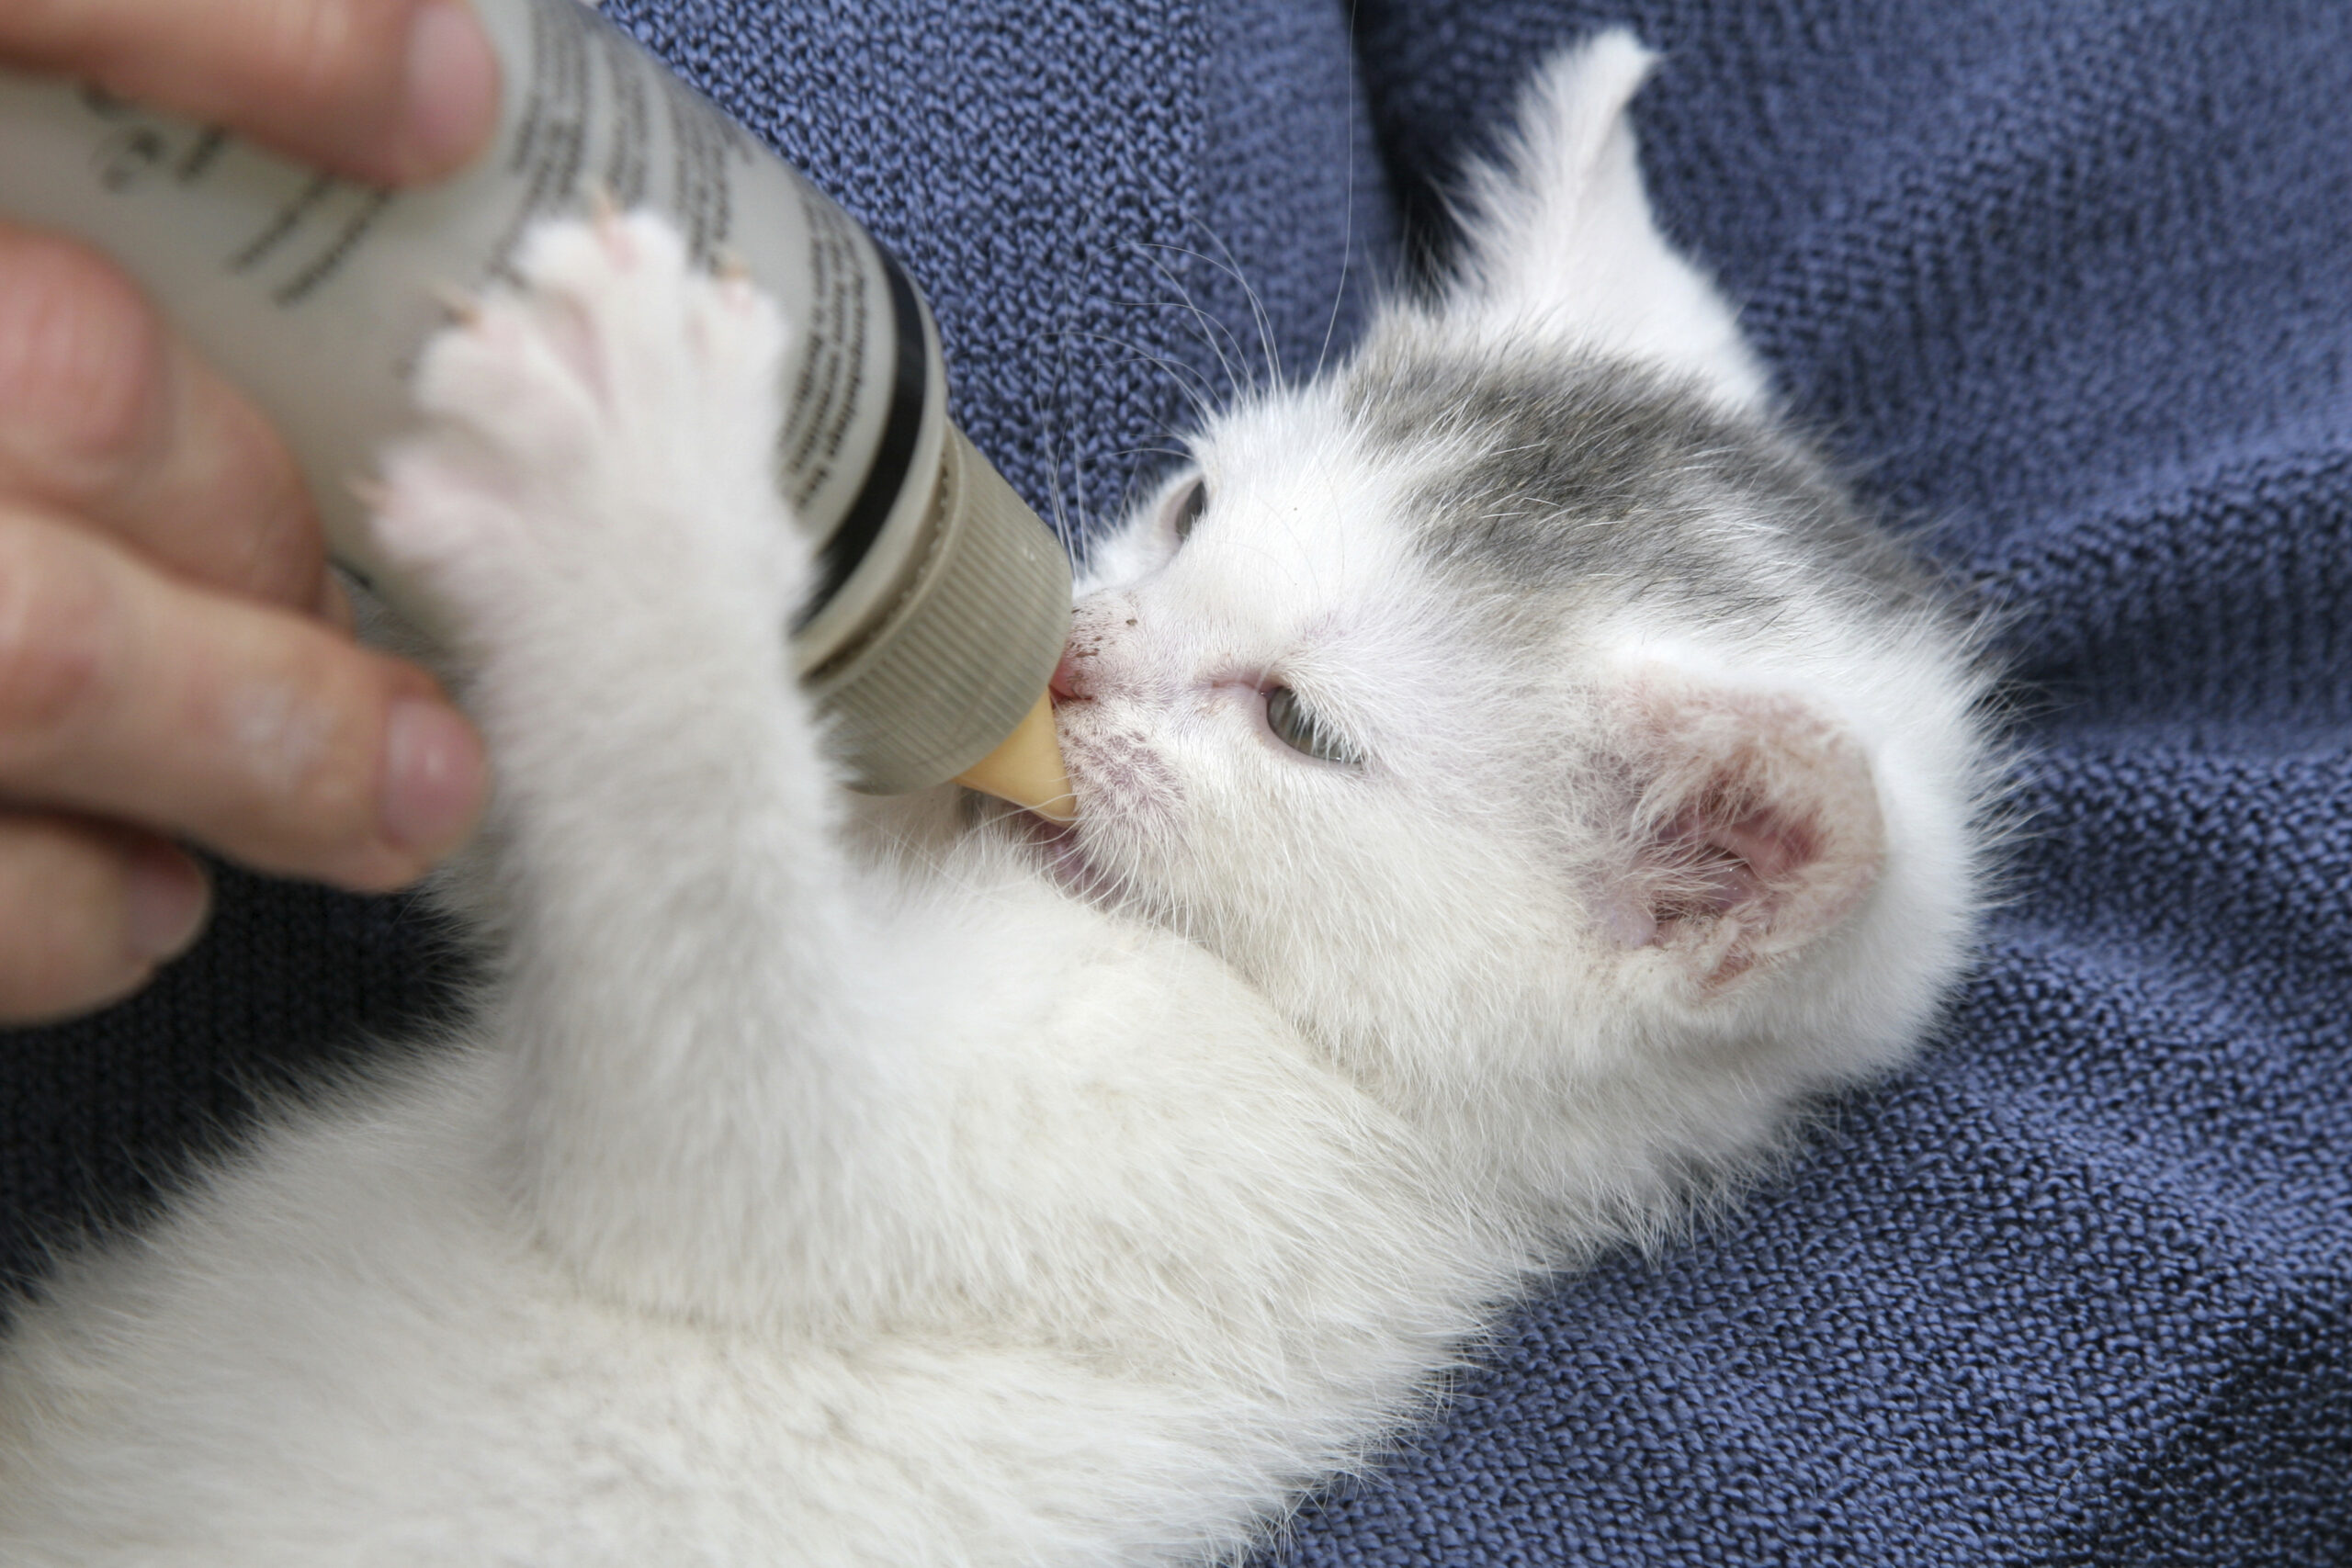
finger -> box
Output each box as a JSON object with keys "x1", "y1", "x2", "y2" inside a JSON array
[
  {"x1": 0, "y1": 0, "x2": 499, "y2": 185},
  {"x1": 0, "y1": 504, "x2": 486, "y2": 890},
  {"x1": 0, "y1": 813, "x2": 208, "y2": 1025},
  {"x1": 0, "y1": 223, "x2": 330, "y2": 614}
]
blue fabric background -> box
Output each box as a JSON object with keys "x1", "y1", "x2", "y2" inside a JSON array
[{"x1": 6, "y1": 0, "x2": 2347, "y2": 1560}]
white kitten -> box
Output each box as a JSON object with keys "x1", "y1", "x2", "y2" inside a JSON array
[{"x1": 0, "y1": 33, "x2": 1994, "y2": 1564}]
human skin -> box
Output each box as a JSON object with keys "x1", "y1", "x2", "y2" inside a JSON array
[{"x1": 0, "y1": 0, "x2": 501, "y2": 1021}]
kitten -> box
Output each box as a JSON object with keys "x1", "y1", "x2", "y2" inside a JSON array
[{"x1": 0, "y1": 32, "x2": 1993, "y2": 1565}]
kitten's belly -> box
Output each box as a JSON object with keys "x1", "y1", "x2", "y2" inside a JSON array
[
  {"x1": 2, "y1": 1296, "x2": 1281, "y2": 1564},
  {"x1": 0, "y1": 1056, "x2": 1306, "y2": 1565},
  {"x1": 0, "y1": 885, "x2": 1452, "y2": 1566}
]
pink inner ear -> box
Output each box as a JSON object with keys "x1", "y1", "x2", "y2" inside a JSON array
[
  {"x1": 1703, "y1": 806, "x2": 1814, "y2": 886},
  {"x1": 1656, "y1": 799, "x2": 1804, "y2": 917},
  {"x1": 1610, "y1": 680, "x2": 1885, "y2": 991}
]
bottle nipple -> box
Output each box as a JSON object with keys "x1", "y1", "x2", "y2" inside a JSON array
[{"x1": 953, "y1": 691, "x2": 1074, "y2": 822}]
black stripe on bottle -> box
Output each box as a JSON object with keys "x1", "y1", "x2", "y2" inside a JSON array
[{"x1": 804, "y1": 245, "x2": 932, "y2": 624}]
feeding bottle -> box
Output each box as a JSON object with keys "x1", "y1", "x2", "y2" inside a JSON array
[{"x1": 0, "y1": 0, "x2": 1074, "y2": 817}]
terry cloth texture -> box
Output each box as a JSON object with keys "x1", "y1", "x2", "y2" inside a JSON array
[{"x1": 5, "y1": 1, "x2": 2347, "y2": 1562}]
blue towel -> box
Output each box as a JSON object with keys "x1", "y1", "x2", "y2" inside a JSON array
[{"x1": 6, "y1": 1, "x2": 2347, "y2": 1560}]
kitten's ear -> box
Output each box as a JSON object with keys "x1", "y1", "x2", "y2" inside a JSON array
[
  {"x1": 1445, "y1": 30, "x2": 1770, "y2": 411},
  {"x1": 1598, "y1": 673, "x2": 1884, "y2": 994}
]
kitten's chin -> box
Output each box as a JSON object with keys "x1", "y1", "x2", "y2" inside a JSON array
[{"x1": 1001, "y1": 806, "x2": 1128, "y2": 907}]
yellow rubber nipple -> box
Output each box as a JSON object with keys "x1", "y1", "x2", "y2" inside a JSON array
[{"x1": 953, "y1": 692, "x2": 1075, "y2": 823}]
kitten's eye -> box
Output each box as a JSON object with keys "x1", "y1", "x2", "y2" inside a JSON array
[
  {"x1": 1168, "y1": 478, "x2": 1208, "y2": 543},
  {"x1": 1263, "y1": 685, "x2": 1362, "y2": 765}
]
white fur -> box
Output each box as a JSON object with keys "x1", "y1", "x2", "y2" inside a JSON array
[
  {"x1": 0, "y1": 35, "x2": 1991, "y2": 1563},
  {"x1": 1444, "y1": 32, "x2": 1772, "y2": 411}
]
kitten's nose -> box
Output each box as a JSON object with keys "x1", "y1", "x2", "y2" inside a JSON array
[
  {"x1": 1049, "y1": 644, "x2": 1091, "y2": 703},
  {"x1": 1055, "y1": 599, "x2": 1133, "y2": 702}
]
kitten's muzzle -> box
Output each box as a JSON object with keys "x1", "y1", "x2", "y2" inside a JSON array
[{"x1": 1049, "y1": 644, "x2": 1095, "y2": 703}]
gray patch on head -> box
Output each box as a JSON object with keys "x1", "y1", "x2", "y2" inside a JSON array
[{"x1": 1338, "y1": 330, "x2": 1947, "y2": 644}]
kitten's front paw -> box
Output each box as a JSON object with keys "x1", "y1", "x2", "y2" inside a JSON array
[{"x1": 369, "y1": 210, "x2": 800, "y2": 642}]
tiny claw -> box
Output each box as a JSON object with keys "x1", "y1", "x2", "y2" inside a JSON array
[
  {"x1": 431, "y1": 283, "x2": 482, "y2": 325},
  {"x1": 714, "y1": 246, "x2": 751, "y2": 284},
  {"x1": 345, "y1": 475, "x2": 392, "y2": 513},
  {"x1": 586, "y1": 181, "x2": 619, "y2": 228}
]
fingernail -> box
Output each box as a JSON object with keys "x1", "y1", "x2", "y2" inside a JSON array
[
  {"x1": 124, "y1": 846, "x2": 209, "y2": 963},
  {"x1": 380, "y1": 699, "x2": 486, "y2": 855},
  {"x1": 400, "y1": 1, "x2": 501, "y2": 178}
]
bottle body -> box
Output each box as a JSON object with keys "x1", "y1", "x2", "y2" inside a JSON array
[{"x1": 0, "y1": 0, "x2": 1070, "y2": 795}]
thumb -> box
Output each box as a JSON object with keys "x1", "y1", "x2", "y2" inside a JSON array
[{"x1": 0, "y1": 0, "x2": 501, "y2": 185}]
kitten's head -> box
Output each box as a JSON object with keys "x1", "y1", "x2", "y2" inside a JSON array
[{"x1": 1030, "y1": 34, "x2": 1989, "y2": 1144}]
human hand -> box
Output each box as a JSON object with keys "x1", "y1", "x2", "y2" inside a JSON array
[{"x1": 0, "y1": 0, "x2": 502, "y2": 1021}]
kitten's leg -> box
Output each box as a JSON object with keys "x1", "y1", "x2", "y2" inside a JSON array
[{"x1": 371, "y1": 212, "x2": 913, "y2": 1322}]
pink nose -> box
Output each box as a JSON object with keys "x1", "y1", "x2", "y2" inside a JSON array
[{"x1": 1049, "y1": 645, "x2": 1090, "y2": 703}]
